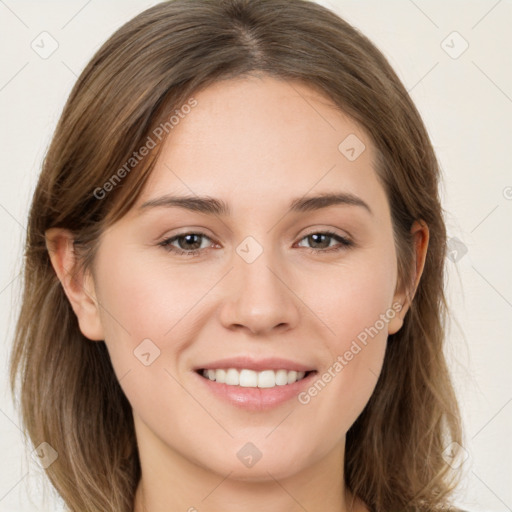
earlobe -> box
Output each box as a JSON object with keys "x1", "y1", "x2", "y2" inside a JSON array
[
  {"x1": 387, "y1": 306, "x2": 404, "y2": 335},
  {"x1": 45, "y1": 228, "x2": 104, "y2": 341},
  {"x1": 388, "y1": 220, "x2": 429, "y2": 335}
]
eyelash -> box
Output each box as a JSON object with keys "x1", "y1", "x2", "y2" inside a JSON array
[{"x1": 158, "y1": 230, "x2": 354, "y2": 257}]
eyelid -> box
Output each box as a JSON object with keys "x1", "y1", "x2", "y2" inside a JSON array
[
  {"x1": 158, "y1": 231, "x2": 216, "y2": 249},
  {"x1": 158, "y1": 227, "x2": 354, "y2": 257},
  {"x1": 299, "y1": 226, "x2": 352, "y2": 241},
  {"x1": 156, "y1": 226, "x2": 215, "y2": 243},
  {"x1": 157, "y1": 227, "x2": 351, "y2": 244},
  {"x1": 295, "y1": 229, "x2": 353, "y2": 251}
]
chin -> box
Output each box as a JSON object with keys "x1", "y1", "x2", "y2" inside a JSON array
[{"x1": 197, "y1": 447, "x2": 312, "y2": 483}]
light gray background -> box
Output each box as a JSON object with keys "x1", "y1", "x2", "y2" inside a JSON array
[{"x1": 0, "y1": 1, "x2": 511, "y2": 511}]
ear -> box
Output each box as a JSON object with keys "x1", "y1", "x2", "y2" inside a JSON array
[
  {"x1": 388, "y1": 219, "x2": 429, "y2": 335},
  {"x1": 45, "y1": 228, "x2": 104, "y2": 341}
]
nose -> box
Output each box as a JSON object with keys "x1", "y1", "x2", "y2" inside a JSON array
[{"x1": 218, "y1": 243, "x2": 301, "y2": 336}]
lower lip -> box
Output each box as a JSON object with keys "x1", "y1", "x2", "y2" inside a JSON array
[{"x1": 194, "y1": 370, "x2": 317, "y2": 411}]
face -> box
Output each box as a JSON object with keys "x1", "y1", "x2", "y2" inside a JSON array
[{"x1": 79, "y1": 76, "x2": 409, "y2": 481}]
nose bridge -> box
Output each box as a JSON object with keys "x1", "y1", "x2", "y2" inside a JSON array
[{"x1": 219, "y1": 234, "x2": 300, "y2": 334}]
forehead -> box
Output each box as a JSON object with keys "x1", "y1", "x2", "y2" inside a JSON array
[{"x1": 135, "y1": 75, "x2": 387, "y2": 217}]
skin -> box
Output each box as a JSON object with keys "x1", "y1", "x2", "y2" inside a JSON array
[{"x1": 46, "y1": 75, "x2": 428, "y2": 512}]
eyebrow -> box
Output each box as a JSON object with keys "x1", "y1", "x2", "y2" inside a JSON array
[{"x1": 139, "y1": 192, "x2": 373, "y2": 216}]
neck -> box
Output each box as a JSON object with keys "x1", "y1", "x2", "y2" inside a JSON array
[
  {"x1": 132, "y1": 418, "x2": 366, "y2": 512},
  {"x1": 135, "y1": 475, "x2": 362, "y2": 512}
]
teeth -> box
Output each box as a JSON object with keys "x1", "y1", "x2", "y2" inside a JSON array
[{"x1": 201, "y1": 368, "x2": 307, "y2": 388}]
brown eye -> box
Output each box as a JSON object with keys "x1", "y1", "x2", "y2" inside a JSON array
[
  {"x1": 174, "y1": 234, "x2": 204, "y2": 250},
  {"x1": 297, "y1": 231, "x2": 353, "y2": 253},
  {"x1": 159, "y1": 232, "x2": 213, "y2": 256}
]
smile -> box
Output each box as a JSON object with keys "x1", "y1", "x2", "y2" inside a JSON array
[{"x1": 198, "y1": 368, "x2": 311, "y2": 388}]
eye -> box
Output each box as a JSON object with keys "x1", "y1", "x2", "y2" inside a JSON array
[
  {"x1": 296, "y1": 230, "x2": 353, "y2": 253},
  {"x1": 158, "y1": 232, "x2": 215, "y2": 257},
  {"x1": 158, "y1": 230, "x2": 353, "y2": 257}
]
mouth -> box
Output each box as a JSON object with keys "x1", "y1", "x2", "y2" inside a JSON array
[
  {"x1": 194, "y1": 367, "x2": 318, "y2": 411},
  {"x1": 192, "y1": 356, "x2": 318, "y2": 410},
  {"x1": 195, "y1": 368, "x2": 317, "y2": 389}
]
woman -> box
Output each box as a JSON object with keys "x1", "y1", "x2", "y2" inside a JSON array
[{"x1": 10, "y1": 0, "x2": 466, "y2": 511}]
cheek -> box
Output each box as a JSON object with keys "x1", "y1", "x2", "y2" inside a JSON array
[
  {"x1": 312, "y1": 244, "x2": 397, "y2": 352},
  {"x1": 94, "y1": 246, "x2": 214, "y2": 345},
  {"x1": 91, "y1": 248, "x2": 206, "y2": 422},
  {"x1": 302, "y1": 247, "x2": 397, "y2": 428},
  {"x1": 91, "y1": 245, "x2": 226, "y2": 409}
]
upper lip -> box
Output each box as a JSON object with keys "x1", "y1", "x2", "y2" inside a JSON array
[{"x1": 194, "y1": 356, "x2": 316, "y2": 373}]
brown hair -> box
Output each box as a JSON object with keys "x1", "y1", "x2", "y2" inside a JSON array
[{"x1": 10, "y1": 0, "x2": 464, "y2": 510}]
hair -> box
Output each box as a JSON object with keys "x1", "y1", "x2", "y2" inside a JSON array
[{"x1": 10, "y1": 0, "x2": 465, "y2": 511}]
